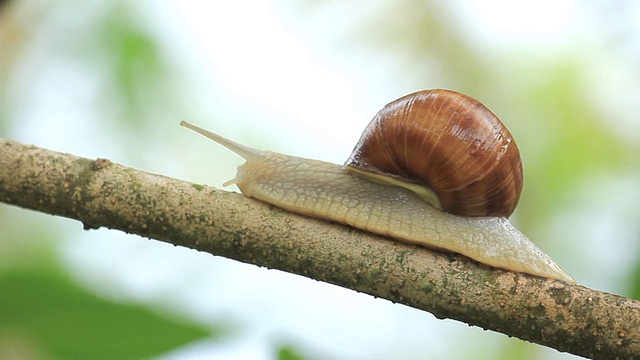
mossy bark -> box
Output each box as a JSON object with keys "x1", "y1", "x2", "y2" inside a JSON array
[{"x1": 1, "y1": 138, "x2": 638, "y2": 359}]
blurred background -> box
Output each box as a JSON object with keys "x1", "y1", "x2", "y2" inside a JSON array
[{"x1": 1, "y1": 0, "x2": 639, "y2": 359}]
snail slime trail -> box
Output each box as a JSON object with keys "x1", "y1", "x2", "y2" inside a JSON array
[{"x1": 179, "y1": 89, "x2": 575, "y2": 284}]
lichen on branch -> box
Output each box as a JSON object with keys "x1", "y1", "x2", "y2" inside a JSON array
[{"x1": 0, "y1": 138, "x2": 638, "y2": 359}]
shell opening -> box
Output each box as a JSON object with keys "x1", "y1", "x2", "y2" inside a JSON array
[{"x1": 345, "y1": 166, "x2": 443, "y2": 210}]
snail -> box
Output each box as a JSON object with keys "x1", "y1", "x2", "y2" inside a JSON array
[{"x1": 180, "y1": 89, "x2": 575, "y2": 284}]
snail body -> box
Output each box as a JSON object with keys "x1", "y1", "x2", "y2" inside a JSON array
[{"x1": 180, "y1": 89, "x2": 574, "y2": 283}]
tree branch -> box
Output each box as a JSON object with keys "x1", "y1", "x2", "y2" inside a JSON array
[{"x1": 0, "y1": 138, "x2": 638, "y2": 359}]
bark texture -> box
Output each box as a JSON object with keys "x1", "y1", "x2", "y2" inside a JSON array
[{"x1": 0, "y1": 138, "x2": 638, "y2": 359}]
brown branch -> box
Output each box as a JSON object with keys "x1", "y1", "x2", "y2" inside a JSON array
[{"x1": 0, "y1": 138, "x2": 638, "y2": 359}]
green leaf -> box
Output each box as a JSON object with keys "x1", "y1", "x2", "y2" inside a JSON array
[
  {"x1": 277, "y1": 344, "x2": 307, "y2": 360},
  {"x1": 0, "y1": 269, "x2": 212, "y2": 360},
  {"x1": 629, "y1": 261, "x2": 640, "y2": 301}
]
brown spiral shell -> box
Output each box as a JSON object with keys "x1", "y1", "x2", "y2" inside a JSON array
[{"x1": 345, "y1": 89, "x2": 523, "y2": 217}]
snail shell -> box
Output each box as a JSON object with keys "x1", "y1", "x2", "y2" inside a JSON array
[{"x1": 346, "y1": 89, "x2": 523, "y2": 217}]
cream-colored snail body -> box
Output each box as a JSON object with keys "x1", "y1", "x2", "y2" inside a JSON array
[{"x1": 180, "y1": 89, "x2": 575, "y2": 284}]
